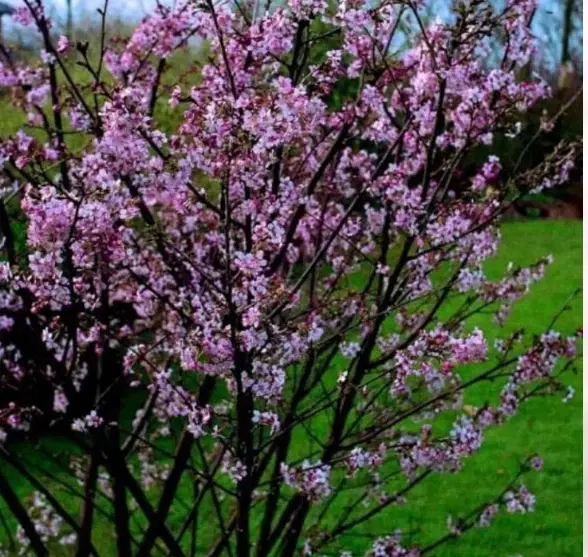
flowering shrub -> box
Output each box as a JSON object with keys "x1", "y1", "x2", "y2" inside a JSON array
[{"x1": 0, "y1": 0, "x2": 581, "y2": 556}]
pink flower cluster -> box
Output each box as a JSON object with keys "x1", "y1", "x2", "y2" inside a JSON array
[
  {"x1": 345, "y1": 444, "x2": 387, "y2": 477},
  {"x1": 281, "y1": 460, "x2": 332, "y2": 501},
  {"x1": 367, "y1": 533, "x2": 420, "y2": 557},
  {"x1": 504, "y1": 483, "x2": 536, "y2": 514},
  {"x1": 14, "y1": 493, "x2": 76, "y2": 553}
]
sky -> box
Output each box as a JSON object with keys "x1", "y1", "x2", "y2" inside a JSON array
[{"x1": 6, "y1": 0, "x2": 161, "y2": 25}]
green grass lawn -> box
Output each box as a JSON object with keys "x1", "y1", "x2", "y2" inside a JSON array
[
  {"x1": 0, "y1": 219, "x2": 582, "y2": 557},
  {"x1": 369, "y1": 219, "x2": 583, "y2": 557}
]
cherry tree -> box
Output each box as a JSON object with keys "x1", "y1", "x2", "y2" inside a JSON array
[{"x1": 0, "y1": 0, "x2": 581, "y2": 556}]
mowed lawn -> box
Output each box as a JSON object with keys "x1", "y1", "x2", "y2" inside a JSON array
[
  {"x1": 0, "y1": 219, "x2": 582, "y2": 556},
  {"x1": 378, "y1": 219, "x2": 583, "y2": 557}
]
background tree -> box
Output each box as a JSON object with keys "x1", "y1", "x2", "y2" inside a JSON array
[{"x1": 65, "y1": 0, "x2": 72, "y2": 39}]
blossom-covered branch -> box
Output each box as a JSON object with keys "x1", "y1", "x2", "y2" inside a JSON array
[{"x1": 0, "y1": 0, "x2": 580, "y2": 556}]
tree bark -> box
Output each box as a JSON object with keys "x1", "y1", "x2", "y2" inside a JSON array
[
  {"x1": 66, "y1": 0, "x2": 73, "y2": 40},
  {"x1": 561, "y1": 0, "x2": 574, "y2": 64}
]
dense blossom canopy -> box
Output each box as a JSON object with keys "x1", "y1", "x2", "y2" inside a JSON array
[{"x1": 0, "y1": 0, "x2": 580, "y2": 555}]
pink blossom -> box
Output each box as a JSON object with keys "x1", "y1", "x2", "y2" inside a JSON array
[
  {"x1": 504, "y1": 484, "x2": 536, "y2": 513},
  {"x1": 281, "y1": 460, "x2": 331, "y2": 501},
  {"x1": 40, "y1": 50, "x2": 56, "y2": 65},
  {"x1": 56, "y1": 36, "x2": 70, "y2": 54},
  {"x1": 52, "y1": 388, "x2": 68, "y2": 413},
  {"x1": 71, "y1": 411, "x2": 103, "y2": 432},
  {"x1": 478, "y1": 504, "x2": 499, "y2": 527},
  {"x1": 252, "y1": 410, "x2": 280, "y2": 434}
]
